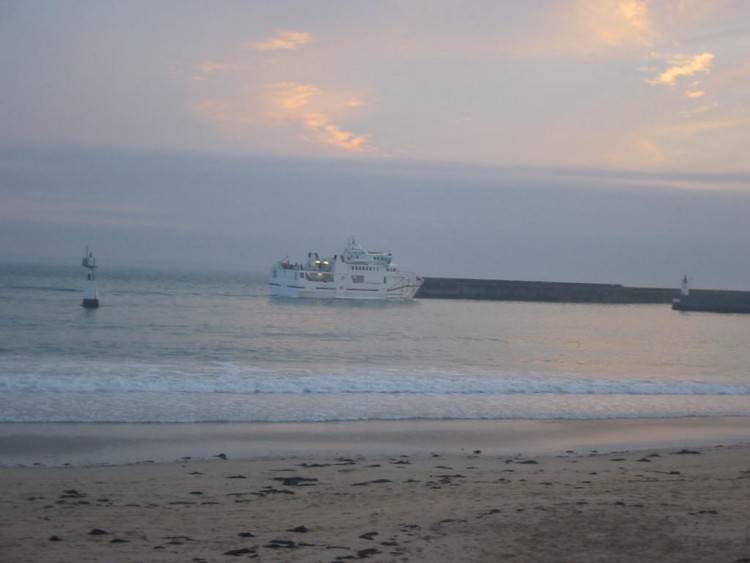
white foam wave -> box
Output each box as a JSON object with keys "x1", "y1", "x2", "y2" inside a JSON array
[
  {"x1": 1, "y1": 358, "x2": 748, "y2": 397},
  {"x1": 2, "y1": 391, "x2": 750, "y2": 424}
]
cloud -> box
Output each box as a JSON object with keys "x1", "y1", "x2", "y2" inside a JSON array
[
  {"x1": 647, "y1": 52, "x2": 714, "y2": 86},
  {"x1": 178, "y1": 26, "x2": 371, "y2": 154},
  {"x1": 266, "y1": 82, "x2": 321, "y2": 115},
  {"x1": 249, "y1": 30, "x2": 312, "y2": 52},
  {"x1": 518, "y1": 0, "x2": 657, "y2": 57},
  {"x1": 346, "y1": 100, "x2": 368, "y2": 108},
  {"x1": 304, "y1": 113, "x2": 369, "y2": 152},
  {"x1": 265, "y1": 82, "x2": 370, "y2": 152},
  {"x1": 574, "y1": 0, "x2": 655, "y2": 49},
  {"x1": 679, "y1": 102, "x2": 718, "y2": 117},
  {"x1": 180, "y1": 37, "x2": 372, "y2": 154}
]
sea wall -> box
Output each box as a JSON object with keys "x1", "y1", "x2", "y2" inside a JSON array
[
  {"x1": 416, "y1": 277, "x2": 750, "y2": 309},
  {"x1": 416, "y1": 277, "x2": 677, "y2": 304},
  {"x1": 672, "y1": 291, "x2": 750, "y2": 314}
]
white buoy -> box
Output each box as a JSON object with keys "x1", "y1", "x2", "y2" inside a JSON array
[{"x1": 81, "y1": 246, "x2": 100, "y2": 308}]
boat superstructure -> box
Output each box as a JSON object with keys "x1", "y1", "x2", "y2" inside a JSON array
[{"x1": 269, "y1": 238, "x2": 423, "y2": 299}]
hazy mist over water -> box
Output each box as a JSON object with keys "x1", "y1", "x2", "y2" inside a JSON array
[{"x1": 2, "y1": 147, "x2": 749, "y2": 290}]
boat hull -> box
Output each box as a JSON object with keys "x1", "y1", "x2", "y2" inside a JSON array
[
  {"x1": 269, "y1": 268, "x2": 422, "y2": 300},
  {"x1": 81, "y1": 298, "x2": 100, "y2": 309}
]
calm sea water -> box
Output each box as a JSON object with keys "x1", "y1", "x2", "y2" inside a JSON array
[{"x1": 1, "y1": 263, "x2": 749, "y2": 424}]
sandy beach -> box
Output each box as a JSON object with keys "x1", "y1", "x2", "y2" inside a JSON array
[{"x1": 2, "y1": 418, "x2": 750, "y2": 562}]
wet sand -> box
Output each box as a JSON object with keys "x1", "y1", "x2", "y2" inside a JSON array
[
  {"x1": 2, "y1": 417, "x2": 750, "y2": 467},
  {"x1": 1, "y1": 418, "x2": 749, "y2": 562}
]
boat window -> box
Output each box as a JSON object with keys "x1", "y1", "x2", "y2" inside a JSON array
[
  {"x1": 305, "y1": 272, "x2": 334, "y2": 282},
  {"x1": 352, "y1": 275, "x2": 364, "y2": 283}
]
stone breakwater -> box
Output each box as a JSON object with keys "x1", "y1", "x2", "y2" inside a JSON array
[
  {"x1": 417, "y1": 277, "x2": 750, "y2": 312},
  {"x1": 672, "y1": 290, "x2": 750, "y2": 314}
]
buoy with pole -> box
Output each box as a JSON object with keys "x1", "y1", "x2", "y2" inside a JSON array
[{"x1": 81, "y1": 246, "x2": 100, "y2": 309}]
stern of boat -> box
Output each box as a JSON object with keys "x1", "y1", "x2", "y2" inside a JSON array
[{"x1": 386, "y1": 273, "x2": 423, "y2": 299}]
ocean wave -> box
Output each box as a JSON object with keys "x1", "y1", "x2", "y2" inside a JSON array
[
  {"x1": 1, "y1": 359, "x2": 748, "y2": 397},
  {"x1": 2, "y1": 391, "x2": 750, "y2": 424}
]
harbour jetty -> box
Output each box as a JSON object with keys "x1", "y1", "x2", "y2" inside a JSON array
[
  {"x1": 672, "y1": 285, "x2": 750, "y2": 313},
  {"x1": 416, "y1": 277, "x2": 750, "y2": 311}
]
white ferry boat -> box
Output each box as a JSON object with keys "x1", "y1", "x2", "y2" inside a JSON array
[{"x1": 269, "y1": 238, "x2": 423, "y2": 299}]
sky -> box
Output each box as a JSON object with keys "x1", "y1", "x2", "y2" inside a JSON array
[{"x1": 1, "y1": 1, "x2": 749, "y2": 289}]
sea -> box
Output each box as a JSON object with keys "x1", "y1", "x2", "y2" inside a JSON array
[{"x1": 1, "y1": 262, "x2": 749, "y2": 425}]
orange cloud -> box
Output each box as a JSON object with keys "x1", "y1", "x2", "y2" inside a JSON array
[
  {"x1": 266, "y1": 82, "x2": 321, "y2": 115},
  {"x1": 250, "y1": 30, "x2": 312, "y2": 52},
  {"x1": 519, "y1": 0, "x2": 657, "y2": 57},
  {"x1": 183, "y1": 33, "x2": 370, "y2": 154},
  {"x1": 647, "y1": 53, "x2": 714, "y2": 86},
  {"x1": 574, "y1": 0, "x2": 655, "y2": 49},
  {"x1": 265, "y1": 82, "x2": 370, "y2": 152},
  {"x1": 304, "y1": 112, "x2": 369, "y2": 152}
]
